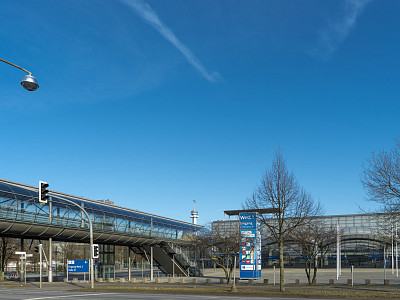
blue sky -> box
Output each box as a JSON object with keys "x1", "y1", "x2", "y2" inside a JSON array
[{"x1": 0, "y1": 0, "x2": 399, "y2": 225}]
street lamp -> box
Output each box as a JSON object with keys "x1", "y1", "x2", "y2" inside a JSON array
[
  {"x1": 0, "y1": 57, "x2": 39, "y2": 91},
  {"x1": 52, "y1": 195, "x2": 95, "y2": 289},
  {"x1": 37, "y1": 180, "x2": 94, "y2": 289}
]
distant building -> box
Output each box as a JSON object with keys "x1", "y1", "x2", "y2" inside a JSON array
[{"x1": 213, "y1": 213, "x2": 394, "y2": 268}]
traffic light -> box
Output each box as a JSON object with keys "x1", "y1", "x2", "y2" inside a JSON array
[
  {"x1": 35, "y1": 245, "x2": 39, "y2": 253},
  {"x1": 91, "y1": 244, "x2": 99, "y2": 259},
  {"x1": 39, "y1": 181, "x2": 49, "y2": 204}
]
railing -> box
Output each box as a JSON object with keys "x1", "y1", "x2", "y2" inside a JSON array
[
  {"x1": 0, "y1": 206, "x2": 189, "y2": 241},
  {"x1": 163, "y1": 242, "x2": 203, "y2": 276}
]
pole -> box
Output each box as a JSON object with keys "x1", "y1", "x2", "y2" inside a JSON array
[
  {"x1": 231, "y1": 255, "x2": 237, "y2": 292},
  {"x1": 19, "y1": 256, "x2": 22, "y2": 285},
  {"x1": 392, "y1": 225, "x2": 394, "y2": 275},
  {"x1": 384, "y1": 245, "x2": 386, "y2": 282},
  {"x1": 336, "y1": 222, "x2": 340, "y2": 280},
  {"x1": 50, "y1": 195, "x2": 94, "y2": 289},
  {"x1": 396, "y1": 223, "x2": 398, "y2": 278},
  {"x1": 39, "y1": 244, "x2": 42, "y2": 289},
  {"x1": 128, "y1": 247, "x2": 131, "y2": 282},
  {"x1": 351, "y1": 265, "x2": 354, "y2": 287},
  {"x1": 55, "y1": 249, "x2": 58, "y2": 279},
  {"x1": 24, "y1": 254, "x2": 26, "y2": 286},
  {"x1": 172, "y1": 255, "x2": 175, "y2": 278},
  {"x1": 48, "y1": 238, "x2": 53, "y2": 282},
  {"x1": 150, "y1": 246, "x2": 153, "y2": 281}
]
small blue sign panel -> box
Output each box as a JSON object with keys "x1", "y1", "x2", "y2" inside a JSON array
[{"x1": 68, "y1": 260, "x2": 89, "y2": 273}]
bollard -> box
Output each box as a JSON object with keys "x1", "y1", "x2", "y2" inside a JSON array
[
  {"x1": 329, "y1": 279, "x2": 334, "y2": 285},
  {"x1": 295, "y1": 279, "x2": 301, "y2": 285},
  {"x1": 193, "y1": 278, "x2": 198, "y2": 284},
  {"x1": 384, "y1": 279, "x2": 390, "y2": 285},
  {"x1": 98, "y1": 278, "x2": 103, "y2": 283},
  {"x1": 120, "y1": 278, "x2": 125, "y2": 283},
  {"x1": 130, "y1": 278, "x2": 136, "y2": 283},
  {"x1": 219, "y1": 278, "x2": 224, "y2": 284},
  {"x1": 168, "y1": 278, "x2": 174, "y2": 284},
  {"x1": 63, "y1": 278, "x2": 68, "y2": 282},
  {"x1": 108, "y1": 278, "x2": 114, "y2": 282},
  {"x1": 264, "y1": 279, "x2": 269, "y2": 285},
  {"x1": 72, "y1": 277, "x2": 78, "y2": 282},
  {"x1": 347, "y1": 279, "x2": 352, "y2": 285},
  {"x1": 142, "y1": 277, "x2": 147, "y2": 283},
  {"x1": 154, "y1": 277, "x2": 160, "y2": 283},
  {"x1": 180, "y1": 278, "x2": 185, "y2": 283},
  {"x1": 206, "y1": 278, "x2": 211, "y2": 284},
  {"x1": 248, "y1": 279, "x2": 254, "y2": 284},
  {"x1": 365, "y1": 279, "x2": 370, "y2": 285}
]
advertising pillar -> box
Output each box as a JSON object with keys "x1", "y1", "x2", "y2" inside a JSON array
[{"x1": 239, "y1": 212, "x2": 261, "y2": 279}]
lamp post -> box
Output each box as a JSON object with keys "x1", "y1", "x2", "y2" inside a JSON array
[
  {"x1": 0, "y1": 57, "x2": 39, "y2": 91},
  {"x1": 52, "y1": 195, "x2": 95, "y2": 289},
  {"x1": 38, "y1": 184, "x2": 94, "y2": 289}
]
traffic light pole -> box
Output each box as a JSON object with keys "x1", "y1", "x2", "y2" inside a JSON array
[{"x1": 42, "y1": 193, "x2": 95, "y2": 289}]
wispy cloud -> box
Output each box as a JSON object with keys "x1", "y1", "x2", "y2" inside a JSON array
[
  {"x1": 311, "y1": 0, "x2": 372, "y2": 59},
  {"x1": 120, "y1": 0, "x2": 220, "y2": 82}
]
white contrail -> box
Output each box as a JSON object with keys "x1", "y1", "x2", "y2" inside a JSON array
[
  {"x1": 311, "y1": 0, "x2": 372, "y2": 59},
  {"x1": 120, "y1": 0, "x2": 220, "y2": 82}
]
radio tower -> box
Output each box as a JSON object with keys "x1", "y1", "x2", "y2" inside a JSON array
[{"x1": 191, "y1": 200, "x2": 199, "y2": 225}]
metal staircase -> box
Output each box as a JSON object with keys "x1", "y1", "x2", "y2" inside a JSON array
[
  {"x1": 160, "y1": 242, "x2": 203, "y2": 277},
  {"x1": 130, "y1": 242, "x2": 203, "y2": 277},
  {"x1": 130, "y1": 245, "x2": 169, "y2": 276}
]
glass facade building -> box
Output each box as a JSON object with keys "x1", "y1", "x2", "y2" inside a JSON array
[{"x1": 213, "y1": 213, "x2": 396, "y2": 268}]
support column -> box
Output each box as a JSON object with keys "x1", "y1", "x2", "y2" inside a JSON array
[
  {"x1": 20, "y1": 239, "x2": 24, "y2": 282},
  {"x1": 128, "y1": 247, "x2": 131, "y2": 282},
  {"x1": 150, "y1": 246, "x2": 153, "y2": 281},
  {"x1": 48, "y1": 238, "x2": 53, "y2": 282}
]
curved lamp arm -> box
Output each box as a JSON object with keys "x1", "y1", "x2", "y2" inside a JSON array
[{"x1": 0, "y1": 57, "x2": 31, "y2": 75}]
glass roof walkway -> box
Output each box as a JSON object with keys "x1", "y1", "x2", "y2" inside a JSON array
[{"x1": 0, "y1": 179, "x2": 202, "y2": 245}]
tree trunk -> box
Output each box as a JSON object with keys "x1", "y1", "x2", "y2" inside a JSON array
[
  {"x1": 279, "y1": 240, "x2": 285, "y2": 291},
  {"x1": 312, "y1": 259, "x2": 318, "y2": 285},
  {"x1": 227, "y1": 264, "x2": 233, "y2": 284},
  {"x1": 1, "y1": 238, "x2": 6, "y2": 273},
  {"x1": 305, "y1": 260, "x2": 311, "y2": 285}
]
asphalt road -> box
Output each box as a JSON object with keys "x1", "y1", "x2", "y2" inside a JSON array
[{"x1": 0, "y1": 288, "x2": 337, "y2": 300}]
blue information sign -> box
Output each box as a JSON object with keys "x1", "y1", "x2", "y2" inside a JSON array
[
  {"x1": 239, "y1": 213, "x2": 261, "y2": 279},
  {"x1": 68, "y1": 260, "x2": 89, "y2": 273}
]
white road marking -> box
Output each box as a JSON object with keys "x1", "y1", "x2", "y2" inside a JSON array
[{"x1": 24, "y1": 293, "x2": 115, "y2": 300}]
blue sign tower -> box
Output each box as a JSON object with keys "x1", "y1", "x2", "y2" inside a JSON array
[{"x1": 239, "y1": 212, "x2": 261, "y2": 279}]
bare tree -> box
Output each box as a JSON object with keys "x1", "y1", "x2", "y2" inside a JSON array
[
  {"x1": 361, "y1": 141, "x2": 400, "y2": 214},
  {"x1": 197, "y1": 223, "x2": 240, "y2": 284},
  {"x1": 60, "y1": 242, "x2": 80, "y2": 272},
  {"x1": 244, "y1": 150, "x2": 317, "y2": 291},
  {"x1": 0, "y1": 237, "x2": 19, "y2": 279},
  {"x1": 289, "y1": 220, "x2": 336, "y2": 285}
]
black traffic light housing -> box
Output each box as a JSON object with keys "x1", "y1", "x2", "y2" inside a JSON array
[
  {"x1": 92, "y1": 244, "x2": 99, "y2": 259},
  {"x1": 39, "y1": 181, "x2": 49, "y2": 204},
  {"x1": 35, "y1": 245, "x2": 39, "y2": 253}
]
